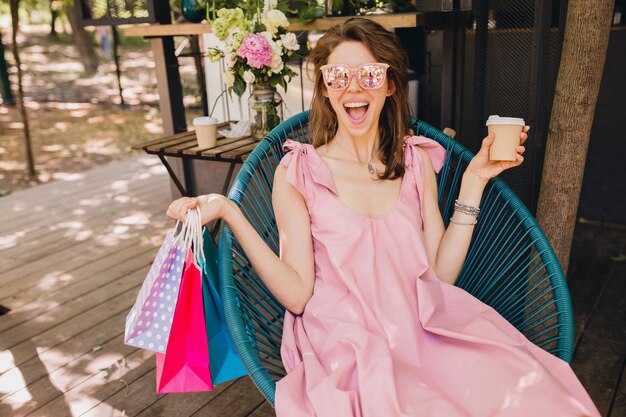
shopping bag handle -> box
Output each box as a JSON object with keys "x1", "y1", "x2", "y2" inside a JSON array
[{"x1": 173, "y1": 208, "x2": 206, "y2": 270}]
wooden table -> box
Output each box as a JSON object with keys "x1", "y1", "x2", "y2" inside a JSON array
[{"x1": 132, "y1": 121, "x2": 259, "y2": 197}]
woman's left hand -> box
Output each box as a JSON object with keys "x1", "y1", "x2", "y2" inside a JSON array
[{"x1": 465, "y1": 125, "x2": 529, "y2": 184}]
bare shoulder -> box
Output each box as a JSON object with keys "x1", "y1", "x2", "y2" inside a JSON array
[
  {"x1": 273, "y1": 163, "x2": 291, "y2": 194},
  {"x1": 272, "y1": 162, "x2": 308, "y2": 206}
]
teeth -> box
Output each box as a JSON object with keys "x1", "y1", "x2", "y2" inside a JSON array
[{"x1": 344, "y1": 102, "x2": 368, "y2": 108}]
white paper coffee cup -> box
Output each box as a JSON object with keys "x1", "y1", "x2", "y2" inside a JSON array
[
  {"x1": 486, "y1": 115, "x2": 525, "y2": 161},
  {"x1": 193, "y1": 117, "x2": 218, "y2": 149}
]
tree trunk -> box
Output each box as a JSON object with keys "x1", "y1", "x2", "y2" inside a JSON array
[
  {"x1": 9, "y1": 0, "x2": 36, "y2": 179},
  {"x1": 0, "y1": 31, "x2": 14, "y2": 105},
  {"x1": 50, "y1": 0, "x2": 59, "y2": 37},
  {"x1": 536, "y1": 0, "x2": 615, "y2": 275},
  {"x1": 62, "y1": 2, "x2": 99, "y2": 76}
]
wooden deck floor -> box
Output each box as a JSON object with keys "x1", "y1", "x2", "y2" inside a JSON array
[{"x1": 0, "y1": 155, "x2": 624, "y2": 416}]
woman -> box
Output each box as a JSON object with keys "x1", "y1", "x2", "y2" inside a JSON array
[{"x1": 167, "y1": 17, "x2": 600, "y2": 417}]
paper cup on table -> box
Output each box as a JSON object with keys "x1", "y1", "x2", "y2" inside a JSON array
[
  {"x1": 193, "y1": 117, "x2": 218, "y2": 149},
  {"x1": 486, "y1": 115, "x2": 525, "y2": 161}
]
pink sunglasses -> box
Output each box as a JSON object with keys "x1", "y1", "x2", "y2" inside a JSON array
[{"x1": 320, "y1": 63, "x2": 390, "y2": 90}]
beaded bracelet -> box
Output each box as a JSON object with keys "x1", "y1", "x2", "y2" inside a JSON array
[
  {"x1": 449, "y1": 217, "x2": 478, "y2": 226},
  {"x1": 454, "y1": 199, "x2": 480, "y2": 217}
]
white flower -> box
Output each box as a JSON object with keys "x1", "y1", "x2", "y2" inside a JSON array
[
  {"x1": 262, "y1": 10, "x2": 289, "y2": 36},
  {"x1": 263, "y1": 0, "x2": 278, "y2": 13},
  {"x1": 269, "y1": 38, "x2": 284, "y2": 74},
  {"x1": 270, "y1": 54, "x2": 284, "y2": 73},
  {"x1": 223, "y1": 70, "x2": 235, "y2": 87},
  {"x1": 258, "y1": 31, "x2": 273, "y2": 43},
  {"x1": 280, "y1": 32, "x2": 299, "y2": 52},
  {"x1": 243, "y1": 70, "x2": 256, "y2": 84},
  {"x1": 225, "y1": 51, "x2": 237, "y2": 69}
]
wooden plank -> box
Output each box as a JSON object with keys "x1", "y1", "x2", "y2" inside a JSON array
[
  {"x1": 0, "y1": 276, "x2": 143, "y2": 374},
  {"x1": 0, "y1": 264, "x2": 144, "y2": 350},
  {"x1": 0, "y1": 199, "x2": 166, "y2": 246},
  {"x1": 571, "y1": 259, "x2": 626, "y2": 415},
  {"x1": 123, "y1": 22, "x2": 213, "y2": 37},
  {"x1": 2, "y1": 331, "x2": 139, "y2": 416},
  {"x1": 221, "y1": 141, "x2": 261, "y2": 160},
  {"x1": 188, "y1": 377, "x2": 266, "y2": 417},
  {"x1": 289, "y1": 12, "x2": 418, "y2": 30},
  {"x1": 0, "y1": 156, "x2": 164, "y2": 206},
  {"x1": 131, "y1": 130, "x2": 195, "y2": 151},
  {"x1": 76, "y1": 368, "x2": 162, "y2": 417},
  {"x1": 133, "y1": 380, "x2": 245, "y2": 417},
  {"x1": 0, "y1": 161, "x2": 167, "y2": 232},
  {"x1": 0, "y1": 241, "x2": 157, "y2": 331},
  {"x1": 25, "y1": 348, "x2": 155, "y2": 417},
  {"x1": 247, "y1": 401, "x2": 276, "y2": 417},
  {"x1": 609, "y1": 355, "x2": 626, "y2": 416},
  {"x1": 0, "y1": 180, "x2": 167, "y2": 261},
  {"x1": 182, "y1": 135, "x2": 252, "y2": 156},
  {"x1": 567, "y1": 243, "x2": 615, "y2": 345},
  {"x1": 0, "y1": 157, "x2": 168, "y2": 228},
  {"x1": 0, "y1": 218, "x2": 166, "y2": 304},
  {"x1": 122, "y1": 13, "x2": 419, "y2": 38},
  {"x1": 201, "y1": 138, "x2": 257, "y2": 158},
  {"x1": 165, "y1": 137, "x2": 208, "y2": 152},
  {"x1": 0, "y1": 200, "x2": 170, "y2": 285},
  {"x1": 0, "y1": 194, "x2": 165, "y2": 252},
  {"x1": 0, "y1": 309, "x2": 130, "y2": 401},
  {"x1": 146, "y1": 135, "x2": 197, "y2": 152},
  {"x1": 0, "y1": 174, "x2": 165, "y2": 232},
  {"x1": 79, "y1": 372, "x2": 236, "y2": 417},
  {"x1": 0, "y1": 154, "x2": 165, "y2": 202}
]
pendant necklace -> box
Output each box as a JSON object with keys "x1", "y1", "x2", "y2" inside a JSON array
[{"x1": 334, "y1": 138, "x2": 378, "y2": 177}]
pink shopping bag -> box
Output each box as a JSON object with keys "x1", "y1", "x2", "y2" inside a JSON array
[{"x1": 155, "y1": 248, "x2": 213, "y2": 394}]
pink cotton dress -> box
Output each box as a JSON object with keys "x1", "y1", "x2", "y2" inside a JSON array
[{"x1": 274, "y1": 136, "x2": 600, "y2": 417}]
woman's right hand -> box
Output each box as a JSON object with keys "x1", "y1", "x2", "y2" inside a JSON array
[{"x1": 166, "y1": 194, "x2": 232, "y2": 226}]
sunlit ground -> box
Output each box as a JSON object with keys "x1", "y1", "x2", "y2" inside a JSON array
[
  {"x1": 0, "y1": 151, "x2": 171, "y2": 415},
  {"x1": 0, "y1": 23, "x2": 204, "y2": 195}
]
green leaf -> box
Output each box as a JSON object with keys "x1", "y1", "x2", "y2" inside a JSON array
[
  {"x1": 332, "y1": 0, "x2": 344, "y2": 13},
  {"x1": 611, "y1": 254, "x2": 626, "y2": 262},
  {"x1": 298, "y1": 6, "x2": 325, "y2": 24},
  {"x1": 233, "y1": 79, "x2": 246, "y2": 97}
]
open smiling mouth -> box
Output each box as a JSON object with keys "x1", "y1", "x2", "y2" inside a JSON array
[{"x1": 344, "y1": 101, "x2": 369, "y2": 123}]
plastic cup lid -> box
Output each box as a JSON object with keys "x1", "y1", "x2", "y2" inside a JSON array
[
  {"x1": 193, "y1": 117, "x2": 218, "y2": 126},
  {"x1": 486, "y1": 115, "x2": 525, "y2": 126}
]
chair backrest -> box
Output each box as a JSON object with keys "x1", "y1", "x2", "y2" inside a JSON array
[{"x1": 217, "y1": 111, "x2": 574, "y2": 405}]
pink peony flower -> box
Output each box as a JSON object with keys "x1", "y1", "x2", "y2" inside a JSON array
[{"x1": 237, "y1": 33, "x2": 272, "y2": 69}]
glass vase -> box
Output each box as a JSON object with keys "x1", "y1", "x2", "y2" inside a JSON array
[{"x1": 248, "y1": 83, "x2": 283, "y2": 140}]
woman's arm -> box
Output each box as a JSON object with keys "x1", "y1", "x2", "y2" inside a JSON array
[
  {"x1": 421, "y1": 128, "x2": 529, "y2": 285},
  {"x1": 166, "y1": 164, "x2": 315, "y2": 314}
]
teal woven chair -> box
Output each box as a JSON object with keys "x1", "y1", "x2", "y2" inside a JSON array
[{"x1": 217, "y1": 111, "x2": 574, "y2": 406}]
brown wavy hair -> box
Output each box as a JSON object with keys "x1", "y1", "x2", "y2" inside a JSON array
[{"x1": 308, "y1": 17, "x2": 412, "y2": 180}]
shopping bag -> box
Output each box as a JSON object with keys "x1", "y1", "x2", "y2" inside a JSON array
[
  {"x1": 156, "y1": 247, "x2": 213, "y2": 393},
  {"x1": 201, "y1": 228, "x2": 248, "y2": 384},
  {"x1": 125, "y1": 224, "x2": 186, "y2": 353}
]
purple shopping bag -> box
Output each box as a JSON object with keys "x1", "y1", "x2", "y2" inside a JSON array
[{"x1": 125, "y1": 228, "x2": 186, "y2": 353}]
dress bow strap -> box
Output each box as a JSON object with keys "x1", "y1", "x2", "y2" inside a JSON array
[
  {"x1": 402, "y1": 135, "x2": 446, "y2": 174},
  {"x1": 281, "y1": 139, "x2": 339, "y2": 199}
]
